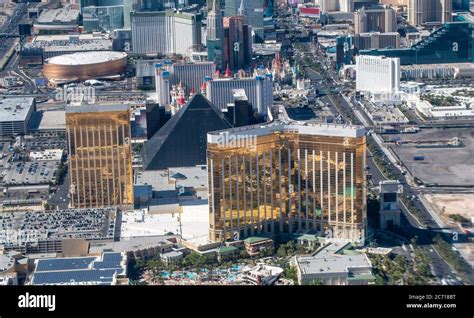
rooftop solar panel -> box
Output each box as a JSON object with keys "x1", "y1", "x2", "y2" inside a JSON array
[
  {"x1": 32, "y1": 269, "x2": 118, "y2": 285},
  {"x1": 35, "y1": 257, "x2": 96, "y2": 272},
  {"x1": 31, "y1": 253, "x2": 124, "y2": 285},
  {"x1": 92, "y1": 253, "x2": 122, "y2": 270}
]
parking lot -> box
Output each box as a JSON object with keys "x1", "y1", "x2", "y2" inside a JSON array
[{"x1": 391, "y1": 128, "x2": 474, "y2": 186}]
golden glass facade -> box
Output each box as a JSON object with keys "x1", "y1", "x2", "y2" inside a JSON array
[
  {"x1": 66, "y1": 105, "x2": 133, "y2": 209},
  {"x1": 207, "y1": 123, "x2": 367, "y2": 244}
]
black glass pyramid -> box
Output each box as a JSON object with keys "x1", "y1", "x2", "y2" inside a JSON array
[{"x1": 141, "y1": 94, "x2": 232, "y2": 170}]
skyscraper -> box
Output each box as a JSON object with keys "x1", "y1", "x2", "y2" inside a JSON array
[
  {"x1": 207, "y1": 121, "x2": 367, "y2": 244},
  {"x1": 131, "y1": 10, "x2": 202, "y2": 55},
  {"x1": 66, "y1": 104, "x2": 133, "y2": 209},
  {"x1": 223, "y1": 15, "x2": 252, "y2": 71},
  {"x1": 407, "y1": 0, "x2": 452, "y2": 26},
  {"x1": 356, "y1": 55, "x2": 401, "y2": 94},
  {"x1": 207, "y1": 0, "x2": 225, "y2": 70},
  {"x1": 354, "y1": 5, "x2": 397, "y2": 34}
]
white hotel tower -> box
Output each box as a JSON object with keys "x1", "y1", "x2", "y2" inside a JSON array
[{"x1": 356, "y1": 55, "x2": 400, "y2": 96}]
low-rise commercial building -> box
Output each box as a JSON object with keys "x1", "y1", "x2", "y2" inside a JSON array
[
  {"x1": 0, "y1": 98, "x2": 35, "y2": 136},
  {"x1": 294, "y1": 241, "x2": 374, "y2": 285},
  {"x1": 33, "y1": 7, "x2": 80, "y2": 34},
  {"x1": 243, "y1": 237, "x2": 274, "y2": 257}
]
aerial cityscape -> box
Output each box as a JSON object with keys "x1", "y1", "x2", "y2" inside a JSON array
[{"x1": 0, "y1": 0, "x2": 473, "y2": 296}]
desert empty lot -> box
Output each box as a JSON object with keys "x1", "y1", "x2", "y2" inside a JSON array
[{"x1": 424, "y1": 193, "x2": 474, "y2": 223}]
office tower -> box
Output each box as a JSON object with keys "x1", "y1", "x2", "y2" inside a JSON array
[
  {"x1": 361, "y1": 22, "x2": 474, "y2": 65},
  {"x1": 142, "y1": 94, "x2": 232, "y2": 170},
  {"x1": 354, "y1": 5, "x2": 397, "y2": 34},
  {"x1": 155, "y1": 64, "x2": 171, "y2": 106},
  {"x1": 131, "y1": 10, "x2": 202, "y2": 55},
  {"x1": 205, "y1": 70, "x2": 273, "y2": 116},
  {"x1": 66, "y1": 104, "x2": 133, "y2": 209},
  {"x1": 407, "y1": 0, "x2": 452, "y2": 26},
  {"x1": 207, "y1": 121, "x2": 367, "y2": 243},
  {"x1": 356, "y1": 55, "x2": 400, "y2": 93},
  {"x1": 207, "y1": 0, "x2": 225, "y2": 70}
]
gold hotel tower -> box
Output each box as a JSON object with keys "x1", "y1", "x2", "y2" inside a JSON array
[
  {"x1": 207, "y1": 122, "x2": 367, "y2": 244},
  {"x1": 66, "y1": 104, "x2": 133, "y2": 209}
]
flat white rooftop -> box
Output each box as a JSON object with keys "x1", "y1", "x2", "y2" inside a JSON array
[
  {"x1": 296, "y1": 242, "x2": 372, "y2": 275},
  {"x1": 208, "y1": 120, "x2": 366, "y2": 143},
  {"x1": 0, "y1": 98, "x2": 35, "y2": 122},
  {"x1": 37, "y1": 8, "x2": 80, "y2": 24},
  {"x1": 121, "y1": 203, "x2": 211, "y2": 246},
  {"x1": 46, "y1": 51, "x2": 127, "y2": 66}
]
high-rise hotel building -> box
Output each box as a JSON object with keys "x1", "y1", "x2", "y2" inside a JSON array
[
  {"x1": 407, "y1": 0, "x2": 452, "y2": 26},
  {"x1": 356, "y1": 55, "x2": 400, "y2": 94},
  {"x1": 66, "y1": 104, "x2": 133, "y2": 209},
  {"x1": 207, "y1": 122, "x2": 367, "y2": 244}
]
